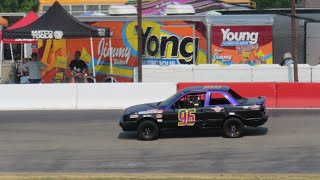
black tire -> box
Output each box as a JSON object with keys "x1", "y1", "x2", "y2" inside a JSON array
[
  {"x1": 223, "y1": 118, "x2": 244, "y2": 138},
  {"x1": 137, "y1": 120, "x2": 159, "y2": 141}
]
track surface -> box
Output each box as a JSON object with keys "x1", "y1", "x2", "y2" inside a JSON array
[{"x1": 0, "y1": 109, "x2": 319, "y2": 173}]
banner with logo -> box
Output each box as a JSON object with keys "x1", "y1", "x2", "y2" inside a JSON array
[
  {"x1": 211, "y1": 26, "x2": 273, "y2": 65},
  {"x1": 38, "y1": 20, "x2": 207, "y2": 83}
]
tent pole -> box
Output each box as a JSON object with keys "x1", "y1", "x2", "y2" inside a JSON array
[
  {"x1": 109, "y1": 37, "x2": 113, "y2": 83},
  {"x1": 21, "y1": 42, "x2": 23, "y2": 61},
  {"x1": 0, "y1": 40, "x2": 3, "y2": 84},
  {"x1": 10, "y1": 43, "x2": 14, "y2": 61},
  {"x1": 90, "y1": 37, "x2": 96, "y2": 83}
]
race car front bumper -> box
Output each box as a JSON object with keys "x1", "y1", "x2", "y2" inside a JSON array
[
  {"x1": 119, "y1": 113, "x2": 138, "y2": 131},
  {"x1": 119, "y1": 121, "x2": 137, "y2": 131},
  {"x1": 244, "y1": 115, "x2": 268, "y2": 127}
]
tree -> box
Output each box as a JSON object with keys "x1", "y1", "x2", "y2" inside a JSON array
[
  {"x1": 254, "y1": 0, "x2": 291, "y2": 9},
  {"x1": 0, "y1": 0, "x2": 39, "y2": 13},
  {"x1": 18, "y1": 0, "x2": 39, "y2": 13},
  {"x1": 0, "y1": 0, "x2": 19, "y2": 13}
]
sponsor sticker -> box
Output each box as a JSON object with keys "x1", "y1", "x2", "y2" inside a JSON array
[
  {"x1": 250, "y1": 105, "x2": 260, "y2": 110},
  {"x1": 147, "y1": 109, "x2": 163, "y2": 114},
  {"x1": 138, "y1": 111, "x2": 148, "y2": 114},
  {"x1": 156, "y1": 114, "x2": 163, "y2": 119},
  {"x1": 212, "y1": 106, "x2": 223, "y2": 112},
  {"x1": 130, "y1": 114, "x2": 139, "y2": 119}
]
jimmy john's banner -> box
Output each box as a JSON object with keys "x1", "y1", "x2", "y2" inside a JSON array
[{"x1": 211, "y1": 26, "x2": 273, "y2": 65}]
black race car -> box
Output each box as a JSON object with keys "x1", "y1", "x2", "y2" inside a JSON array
[{"x1": 119, "y1": 86, "x2": 268, "y2": 140}]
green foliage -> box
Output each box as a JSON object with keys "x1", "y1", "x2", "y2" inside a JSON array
[
  {"x1": 0, "y1": 0, "x2": 39, "y2": 13},
  {"x1": 0, "y1": 0, "x2": 19, "y2": 13},
  {"x1": 254, "y1": 0, "x2": 291, "y2": 9},
  {"x1": 18, "y1": 0, "x2": 39, "y2": 12}
]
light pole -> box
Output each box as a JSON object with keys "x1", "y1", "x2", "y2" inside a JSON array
[
  {"x1": 137, "y1": 0, "x2": 142, "y2": 82},
  {"x1": 291, "y1": 0, "x2": 299, "y2": 82}
]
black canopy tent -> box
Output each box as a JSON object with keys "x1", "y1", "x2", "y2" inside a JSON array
[{"x1": 1, "y1": 1, "x2": 111, "y2": 83}]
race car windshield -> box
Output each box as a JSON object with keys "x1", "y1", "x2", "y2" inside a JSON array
[{"x1": 160, "y1": 92, "x2": 183, "y2": 107}]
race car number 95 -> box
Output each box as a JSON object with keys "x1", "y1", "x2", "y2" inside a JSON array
[{"x1": 178, "y1": 108, "x2": 196, "y2": 126}]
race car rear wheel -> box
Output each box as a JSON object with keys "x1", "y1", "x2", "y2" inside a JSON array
[
  {"x1": 137, "y1": 120, "x2": 159, "y2": 141},
  {"x1": 223, "y1": 118, "x2": 244, "y2": 138}
]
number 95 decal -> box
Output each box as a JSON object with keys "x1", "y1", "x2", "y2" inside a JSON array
[{"x1": 178, "y1": 108, "x2": 196, "y2": 126}]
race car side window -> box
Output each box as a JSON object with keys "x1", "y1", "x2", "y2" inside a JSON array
[
  {"x1": 173, "y1": 93, "x2": 206, "y2": 109},
  {"x1": 209, "y1": 92, "x2": 230, "y2": 106}
]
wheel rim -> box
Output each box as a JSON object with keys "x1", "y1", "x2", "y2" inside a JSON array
[
  {"x1": 227, "y1": 123, "x2": 240, "y2": 137},
  {"x1": 142, "y1": 126, "x2": 154, "y2": 139}
]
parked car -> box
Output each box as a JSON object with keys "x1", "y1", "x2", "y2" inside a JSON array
[{"x1": 119, "y1": 85, "x2": 268, "y2": 140}]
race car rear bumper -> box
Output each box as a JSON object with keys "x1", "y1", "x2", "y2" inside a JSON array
[{"x1": 244, "y1": 115, "x2": 268, "y2": 127}]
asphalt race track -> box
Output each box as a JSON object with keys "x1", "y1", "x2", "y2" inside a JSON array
[{"x1": 0, "y1": 109, "x2": 319, "y2": 173}]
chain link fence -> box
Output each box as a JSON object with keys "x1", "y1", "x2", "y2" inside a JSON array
[{"x1": 0, "y1": 0, "x2": 320, "y2": 84}]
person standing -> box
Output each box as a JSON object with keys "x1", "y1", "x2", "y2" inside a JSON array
[
  {"x1": 280, "y1": 52, "x2": 294, "y2": 66},
  {"x1": 20, "y1": 58, "x2": 30, "y2": 84},
  {"x1": 69, "y1": 51, "x2": 88, "y2": 83},
  {"x1": 22, "y1": 53, "x2": 48, "y2": 84}
]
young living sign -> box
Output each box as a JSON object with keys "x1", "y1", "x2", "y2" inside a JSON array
[{"x1": 31, "y1": 30, "x2": 63, "y2": 39}]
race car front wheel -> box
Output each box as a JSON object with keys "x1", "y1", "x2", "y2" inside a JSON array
[
  {"x1": 223, "y1": 118, "x2": 244, "y2": 138},
  {"x1": 137, "y1": 120, "x2": 159, "y2": 141}
]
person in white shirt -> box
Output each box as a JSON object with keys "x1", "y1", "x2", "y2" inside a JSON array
[
  {"x1": 280, "y1": 52, "x2": 294, "y2": 66},
  {"x1": 22, "y1": 53, "x2": 48, "y2": 84}
]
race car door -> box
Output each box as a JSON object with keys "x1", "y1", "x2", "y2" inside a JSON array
[
  {"x1": 162, "y1": 92, "x2": 206, "y2": 128},
  {"x1": 203, "y1": 91, "x2": 231, "y2": 127}
]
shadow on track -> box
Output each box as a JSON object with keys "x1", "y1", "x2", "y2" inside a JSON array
[{"x1": 118, "y1": 127, "x2": 268, "y2": 140}]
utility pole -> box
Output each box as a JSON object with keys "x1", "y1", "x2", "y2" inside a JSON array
[
  {"x1": 137, "y1": 0, "x2": 143, "y2": 82},
  {"x1": 291, "y1": 0, "x2": 298, "y2": 82}
]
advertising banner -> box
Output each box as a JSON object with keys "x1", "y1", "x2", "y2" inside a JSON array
[
  {"x1": 38, "y1": 20, "x2": 207, "y2": 83},
  {"x1": 211, "y1": 25, "x2": 273, "y2": 66}
]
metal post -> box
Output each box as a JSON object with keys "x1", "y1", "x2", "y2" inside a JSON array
[
  {"x1": 206, "y1": 24, "x2": 212, "y2": 64},
  {"x1": 90, "y1": 37, "x2": 97, "y2": 83},
  {"x1": 137, "y1": 0, "x2": 143, "y2": 82},
  {"x1": 291, "y1": 0, "x2": 298, "y2": 82},
  {"x1": 109, "y1": 37, "x2": 113, "y2": 83},
  {"x1": 0, "y1": 40, "x2": 3, "y2": 84}
]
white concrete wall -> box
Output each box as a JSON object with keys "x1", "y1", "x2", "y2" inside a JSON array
[
  {"x1": 0, "y1": 84, "x2": 77, "y2": 110},
  {"x1": 312, "y1": 65, "x2": 320, "y2": 82},
  {"x1": 77, "y1": 83, "x2": 177, "y2": 109},
  {"x1": 143, "y1": 64, "x2": 314, "y2": 82},
  {"x1": 0, "y1": 83, "x2": 177, "y2": 110},
  {"x1": 143, "y1": 65, "x2": 193, "y2": 83},
  {"x1": 193, "y1": 64, "x2": 252, "y2": 82}
]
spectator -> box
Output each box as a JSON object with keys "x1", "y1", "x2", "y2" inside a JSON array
[
  {"x1": 22, "y1": 53, "x2": 48, "y2": 84},
  {"x1": 280, "y1": 52, "x2": 294, "y2": 66},
  {"x1": 69, "y1": 51, "x2": 88, "y2": 83},
  {"x1": 20, "y1": 58, "x2": 30, "y2": 84}
]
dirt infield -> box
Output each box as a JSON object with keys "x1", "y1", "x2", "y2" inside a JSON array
[{"x1": 0, "y1": 174, "x2": 319, "y2": 180}]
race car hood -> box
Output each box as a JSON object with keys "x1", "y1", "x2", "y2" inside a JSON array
[
  {"x1": 124, "y1": 102, "x2": 161, "y2": 114},
  {"x1": 240, "y1": 96, "x2": 266, "y2": 106}
]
